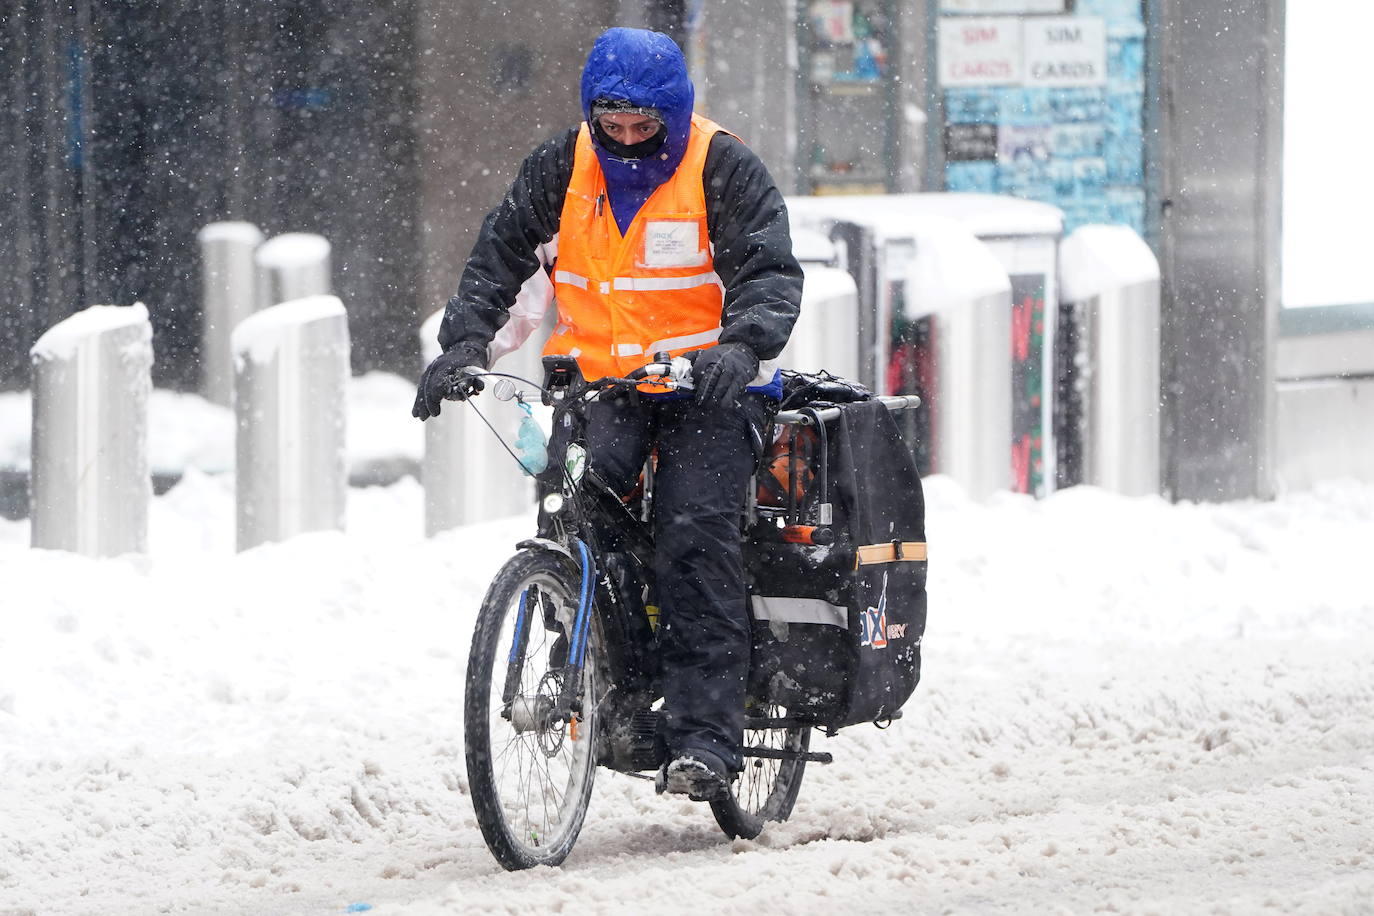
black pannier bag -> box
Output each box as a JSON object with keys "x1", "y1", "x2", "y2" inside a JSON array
[{"x1": 744, "y1": 398, "x2": 928, "y2": 730}]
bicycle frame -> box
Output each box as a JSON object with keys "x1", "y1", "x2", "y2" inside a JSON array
[
  {"x1": 471, "y1": 357, "x2": 919, "y2": 770},
  {"x1": 512, "y1": 357, "x2": 676, "y2": 772},
  {"x1": 462, "y1": 357, "x2": 925, "y2": 866}
]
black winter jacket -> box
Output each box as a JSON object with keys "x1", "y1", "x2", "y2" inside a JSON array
[{"x1": 436, "y1": 128, "x2": 803, "y2": 362}]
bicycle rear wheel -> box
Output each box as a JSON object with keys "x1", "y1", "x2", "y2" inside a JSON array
[
  {"x1": 709, "y1": 707, "x2": 810, "y2": 839},
  {"x1": 465, "y1": 548, "x2": 600, "y2": 870}
]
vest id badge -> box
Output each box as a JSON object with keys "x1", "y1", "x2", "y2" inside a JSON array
[{"x1": 641, "y1": 220, "x2": 706, "y2": 268}]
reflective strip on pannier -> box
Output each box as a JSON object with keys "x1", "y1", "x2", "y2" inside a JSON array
[
  {"x1": 750, "y1": 595, "x2": 848, "y2": 628},
  {"x1": 854, "y1": 541, "x2": 928, "y2": 568}
]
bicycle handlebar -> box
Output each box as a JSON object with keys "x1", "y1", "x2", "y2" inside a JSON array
[{"x1": 465, "y1": 361, "x2": 918, "y2": 419}]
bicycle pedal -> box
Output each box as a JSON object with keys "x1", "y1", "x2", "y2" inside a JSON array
[
  {"x1": 660, "y1": 756, "x2": 726, "y2": 802},
  {"x1": 628, "y1": 708, "x2": 662, "y2": 771}
]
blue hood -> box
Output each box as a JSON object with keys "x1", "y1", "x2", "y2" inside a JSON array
[{"x1": 580, "y1": 28, "x2": 695, "y2": 231}]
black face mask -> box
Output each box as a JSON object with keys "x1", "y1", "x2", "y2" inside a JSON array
[{"x1": 590, "y1": 119, "x2": 666, "y2": 160}]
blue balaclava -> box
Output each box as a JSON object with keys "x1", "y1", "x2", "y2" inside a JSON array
[{"x1": 579, "y1": 28, "x2": 695, "y2": 233}]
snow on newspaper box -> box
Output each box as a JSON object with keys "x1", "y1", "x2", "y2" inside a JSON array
[{"x1": 787, "y1": 192, "x2": 1064, "y2": 497}]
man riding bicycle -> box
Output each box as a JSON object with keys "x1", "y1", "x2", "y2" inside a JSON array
[{"x1": 413, "y1": 27, "x2": 802, "y2": 801}]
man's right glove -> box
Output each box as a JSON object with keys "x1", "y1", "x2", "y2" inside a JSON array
[
  {"x1": 412, "y1": 341, "x2": 488, "y2": 420},
  {"x1": 691, "y1": 342, "x2": 759, "y2": 410}
]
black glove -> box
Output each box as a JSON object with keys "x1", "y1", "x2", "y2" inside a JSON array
[
  {"x1": 691, "y1": 342, "x2": 759, "y2": 410},
  {"x1": 412, "y1": 342, "x2": 488, "y2": 420}
]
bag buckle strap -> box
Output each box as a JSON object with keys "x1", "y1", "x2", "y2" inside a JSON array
[{"x1": 854, "y1": 540, "x2": 928, "y2": 568}]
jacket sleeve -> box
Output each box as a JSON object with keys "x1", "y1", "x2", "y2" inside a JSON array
[
  {"x1": 436, "y1": 128, "x2": 578, "y2": 353},
  {"x1": 703, "y1": 133, "x2": 803, "y2": 361}
]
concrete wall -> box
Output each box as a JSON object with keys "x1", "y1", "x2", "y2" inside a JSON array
[
  {"x1": 895, "y1": 0, "x2": 933, "y2": 193},
  {"x1": 414, "y1": 1, "x2": 616, "y2": 337},
  {"x1": 691, "y1": 0, "x2": 931, "y2": 196},
  {"x1": 690, "y1": 0, "x2": 800, "y2": 192},
  {"x1": 1276, "y1": 379, "x2": 1374, "y2": 491},
  {"x1": 1274, "y1": 305, "x2": 1374, "y2": 491}
]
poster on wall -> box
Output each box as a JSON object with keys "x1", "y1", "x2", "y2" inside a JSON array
[
  {"x1": 944, "y1": 122, "x2": 999, "y2": 161},
  {"x1": 811, "y1": 1, "x2": 856, "y2": 44},
  {"x1": 1009, "y1": 273, "x2": 1047, "y2": 497},
  {"x1": 937, "y1": 17, "x2": 1022, "y2": 87},
  {"x1": 941, "y1": 6, "x2": 1146, "y2": 237}
]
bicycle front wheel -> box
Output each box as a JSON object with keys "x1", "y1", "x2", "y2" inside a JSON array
[{"x1": 465, "y1": 548, "x2": 600, "y2": 870}]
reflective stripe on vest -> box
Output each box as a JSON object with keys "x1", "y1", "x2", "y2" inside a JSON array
[{"x1": 548, "y1": 114, "x2": 731, "y2": 381}]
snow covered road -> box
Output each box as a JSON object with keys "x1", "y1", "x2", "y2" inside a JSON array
[{"x1": 3, "y1": 474, "x2": 1372, "y2": 914}]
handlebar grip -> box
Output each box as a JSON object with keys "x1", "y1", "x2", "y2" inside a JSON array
[{"x1": 626, "y1": 358, "x2": 672, "y2": 382}]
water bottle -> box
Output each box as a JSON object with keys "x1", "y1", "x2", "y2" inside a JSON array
[{"x1": 514, "y1": 400, "x2": 548, "y2": 476}]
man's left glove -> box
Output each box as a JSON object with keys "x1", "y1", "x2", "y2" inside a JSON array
[
  {"x1": 691, "y1": 342, "x2": 759, "y2": 410},
  {"x1": 412, "y1": 341, "x2": 488, "y2": 420}
]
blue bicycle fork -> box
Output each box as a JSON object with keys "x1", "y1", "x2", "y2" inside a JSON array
[{"x1": 502, "y1": 541, "x2": 596, "y2": 715}]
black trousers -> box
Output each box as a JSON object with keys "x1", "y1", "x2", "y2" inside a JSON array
[{"x1": 579, "y1": 393, "x2": 768, "y2": 773}]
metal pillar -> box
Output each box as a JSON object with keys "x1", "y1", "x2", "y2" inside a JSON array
[
  {"x1": 1152, "y1": 0, "x2": 1284, "y2": 500},
  {"x1": 232, "y1": 295, "x2": 350, "y2": 551},
  {"x1": 30, "y1": 304, "x2": 153, "y2": 556},
  {"x1": 420, "y1": 310, "x2": 535, "y2": 536},
  {"x1": 255, "y1": 233, "x2": 331, "y2": 308},
  {"x1": 198, "y1": 221, "x2": 264, "y2": 405}
]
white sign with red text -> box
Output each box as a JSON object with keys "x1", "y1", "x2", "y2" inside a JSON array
[{"x1": 938, "y1": 16, "x2": 1022, "y2": 87}]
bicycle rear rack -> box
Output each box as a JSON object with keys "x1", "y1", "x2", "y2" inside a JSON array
[{"x1": 749, "y1": 394, "x2": 921, "y2": 529}]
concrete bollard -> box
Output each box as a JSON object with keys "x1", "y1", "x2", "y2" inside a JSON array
[
  {"x1": 30, "y1": 304, "x2": 153, "y2": 556},
  {"x1": 420, "y1": 310, "x2": 537, "y2": 536},
  {"x1": 255, "y1": 233, "x2": 331, "y2": 308},
  {"x1": 232, "y1": 295, "x2": 349, "y2": 551},
  {"x1": 198, "y1": 221, "x2": 265, "y2": 406},
  {"x1": 1057, "y1": 225, "x2": 1161, "y2": 497},
  {"x1": 904, "y1": 228, "x2": 1013, "y2": 500},
  {"x1": 781, "y1": 264, "x2": 860, "y2": 380}
]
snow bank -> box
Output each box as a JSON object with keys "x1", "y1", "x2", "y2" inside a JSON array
[
  {"x1": 2, "y1": 470, "x2": 1372, "y2": 913},
  {"x1": 147, "y1": 390, "x2": 236, "y2": 475},
  {"x1": 348, "y1": 371, "x2": 425, "y2": 473},
  {"x1": 0, "y1": 372, "x2": 422, "y2": 480}
]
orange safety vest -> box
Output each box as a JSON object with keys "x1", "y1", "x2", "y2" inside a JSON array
[{"x1": 547, "y1": 113, "x2": 729, "y2": 383}]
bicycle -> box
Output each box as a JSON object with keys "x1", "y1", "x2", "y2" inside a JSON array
[{"x1": 458, "y1": 354, "x2": 922, "y2": 871}]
